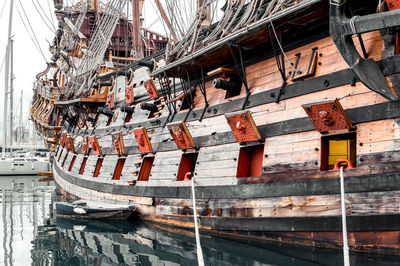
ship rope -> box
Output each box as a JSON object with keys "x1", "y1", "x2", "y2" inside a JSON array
[
  {"x1": 15, "y1": 0, "x2": 48, "y2": 63},
  {"x1": 32, "y1": 0, "x2": 56, "y2": 32},
  {"x1": 31, "y1": 0, "x2": 55, "y2": 33},
  {"x1": 61, "y1": 0, "x2": 129, "y2": 101},
  {"x1": 167, "y1": 0, "x2": 303, "y2": 64},
  {"x1": 0, "y1": 0, "x2": 8, "y2": 21}
]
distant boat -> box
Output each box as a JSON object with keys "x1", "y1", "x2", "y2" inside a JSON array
[
  {"x1": 0, "y1": 155, "x2": 50, "y2": 176},
  {"x1": 55, "y1": 200, "x2": 135, "y2": 219}
]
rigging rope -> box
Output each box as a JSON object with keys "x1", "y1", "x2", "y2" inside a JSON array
[
  {"x1": 34, "y1": 0, "x2": 56, "y2": 31},
  {"x1": 0, "y1": 0, "x2": 8, "y2": 21},
  {"x1": 16, "y1": 0, "x2": 48, "y2": 63},
  {"x1": 31, "y1": 0, "x2": 55, "y2": 33}
]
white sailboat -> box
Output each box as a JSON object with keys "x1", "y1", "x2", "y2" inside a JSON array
[{"x1": 0, "y1": 0, "x2": 50, "y2": 176}]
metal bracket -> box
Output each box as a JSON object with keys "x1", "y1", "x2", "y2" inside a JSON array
[
  {"x1": 191, "y1": 61, "x2": 209, "y2": 122},
  {"x1": 229, "y1": 43, "x2": 250, "y2": 110}
]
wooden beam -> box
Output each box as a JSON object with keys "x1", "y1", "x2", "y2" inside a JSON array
[{"x1": 153, "y1": 0, "x2": 178, "y2": 42}]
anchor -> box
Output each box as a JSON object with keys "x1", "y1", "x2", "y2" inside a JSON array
[{"x1": 330, "y1": 0, "x2": 400, "y2": 100}]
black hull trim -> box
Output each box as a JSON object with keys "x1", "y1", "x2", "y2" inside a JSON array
[
  {"x1": 150, "y1": 214, "x2": 400, "y2": 232},
  {"x1": 54, "y1": 162, "x2": 400, "y2": 199}
]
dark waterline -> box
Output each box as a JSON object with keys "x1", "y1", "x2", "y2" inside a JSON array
[{"x1": 0, "y1": 175, "x2": 400, "y2": 265}]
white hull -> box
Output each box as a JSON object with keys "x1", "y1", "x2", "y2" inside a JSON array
[{"x1": 0, "y1": 160, "x2": 50, "y2": 175}]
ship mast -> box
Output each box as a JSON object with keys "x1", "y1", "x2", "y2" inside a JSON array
[
  {"x1": 131, "y1": 0, "x2": 143, "y2": 58},
  {"x1": 153, "y1": 0, "x2": 178, "y2": 42},
  {"x1": 2, "y1": 0, "x2": 14, "y2": 158}
]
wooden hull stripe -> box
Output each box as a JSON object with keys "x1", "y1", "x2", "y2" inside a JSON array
[{"x1": 54, "y1": 162, "x2": 400, "y2": 199}]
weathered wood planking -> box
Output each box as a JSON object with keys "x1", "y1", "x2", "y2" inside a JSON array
[{"x1": 192, "y1": 31, "x2": 383, "y2": 109}]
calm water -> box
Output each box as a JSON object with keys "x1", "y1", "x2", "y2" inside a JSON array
[{"x1": 1, "y1": 176, "x2": 400, "y2": 265}]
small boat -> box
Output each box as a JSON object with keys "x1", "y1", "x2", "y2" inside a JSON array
[
  {"x1": 0, "y1": 156, "x2": 50, "y2": 176},
  {"x1": 55, "y1": 200, "x2": 135, "y2": 220}
]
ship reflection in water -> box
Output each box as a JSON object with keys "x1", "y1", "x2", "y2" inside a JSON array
[{"x1": 1, "y1": 176, "x2": 400, "y2": 265}]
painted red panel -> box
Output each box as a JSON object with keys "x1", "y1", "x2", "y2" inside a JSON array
[
  {"x1": 138, "y1": 157, "x2": 154, "y2": 181},
  {"x1": 167, "y1": 122, "x2": 196, "y2": 150},
  {"x1": 107, "y1": 92, "x2": 115, "y2": 109},
  {"x1": 79, "y1": 157, "x2": 88, "y2": 175},
  {"x1": 82, "y1": 137, "x2": 89, "y2": 155},
  {"x1": 302, "y1": 99, "x2": 352, "y2": 133},
  {"x1": 237, "y1": 145, "x2": 264, "y2": 178},
  {"x1": 113, "y1": 158, "x2": 126, "y2": 180},
  {"x1": 388, "y1": 0, "x2": 400, "y2": 10},
  {"x1": 93, "y1": 158, "x2": 104, "y2": 177},
  {"x1": 225, "y1": 110, "x2": 262, "y2": 143},
  {"x1": 60, "y1": 132, "x2": 67, "y2": 146},
  {"x1": 68, "y1": 155, "x2": 77, "y2": 172},
  {"x1": 144, "y1": 79, "x2": 159, "y2": 99},
  {"x1": 89, "y1": 136, "x2": 102, "y2": 155},
  {"x1": 177, "y1": 154, "x2": 197, "y2": 181},
  {"x1": 66, "y1": 137, "x2": 75, "y2": 153},
  {"x1": 125, "y1": 86, "x2": 134, "y2": 104},
  {"x1": 134, "y1": 127, "x2": 152, "y2": 153}
]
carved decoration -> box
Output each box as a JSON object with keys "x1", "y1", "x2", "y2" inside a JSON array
[
  {"x1": 387, "y1": 0, "x2": 400, "y2": 10},
  {"x1": 225, "y1": 110, "x2": 261, "y2": 142},
  {"x1": 65, "y1": 136, "x2": 75, "y2": 153},
  {"x1": 134, "y1": 127, "x2": 152, "y2": 153},
  {"x1": 144, "y1": 79, "x2": 159, "y2": 99},
  {"x1": 60, "y1": 132, "x2": 67, "y2": 147},
  {"x1": 107, "y1": 92, "x2": 115, "y2": 109},
  {"x1": 125, "y1": 86, "x2": 134, "y2": 104},
  {"x1": 89, "y1": 136, "x2": 102, "y2": 155},
  {"x1": 302, "y1": 99, "x2": 353, "y2": 133},
  {"x1": 82, "y1": 136, "x2": 89, "y2": 155},
  {"x1": 112, "y1": 132, "x2": 125, "y2": 155},
  {"x1": 167, "y1": 122, "x2": 196, "y2": 150}
]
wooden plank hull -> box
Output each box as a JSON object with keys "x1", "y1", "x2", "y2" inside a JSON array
[{"x1": 53, "y1": 161, "x2": 400, "y2": 254}]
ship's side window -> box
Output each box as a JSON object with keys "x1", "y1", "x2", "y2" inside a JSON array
[
  {"x1": 177, "y1": 152, "x2": 198, "y2": 181},
  {"x1": 62, "y1": 152, "x2": 69, "y2": 167},
  {"x1": 124, "y1": 112, "x2": 133, "y2": 123},
  {"x1": 138, "y1": 156, "x2": 155, "y2": 181},
  {"x1": 321, "y1": 133, "x2": 356, "y2": 171},
  {"x1": 69, "y1": 155, "x2": 77, "y2": 172},
  {"x1": 79, "y1": 157, "x2": 88, "y2": 175},
  {"x1": 106, "y1": 116, "x2": 113, "y2": 126},
  {"x1": 113, "y1": 157, "x2": 126, "y2": 180},
  {"x1": 236, "y1": 144, "x2": 264, "y2": 178},
  {"x1": 93, "y1": 157, "x2": 104, "y2": 177}
]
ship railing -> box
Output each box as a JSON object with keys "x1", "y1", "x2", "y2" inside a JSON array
[{"x1": 35, "y1": 83, "x2": 61, "y2": 100}]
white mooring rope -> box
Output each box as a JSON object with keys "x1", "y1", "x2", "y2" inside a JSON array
[
  {"x1": 191, "y1": 176, "x2": 205, "y2": 266},
  {"x1": 340, "y1": 166, "x2": 350, "y2": 266}
]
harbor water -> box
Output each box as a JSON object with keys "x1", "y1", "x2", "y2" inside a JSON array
[{"x1": 0, "y1": 176, "x2": 400, "y2": 266}]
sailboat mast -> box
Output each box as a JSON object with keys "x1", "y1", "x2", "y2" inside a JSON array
[
  {"x1": 9, "y1": 39, "x2": 14, "y2": 147},
  {"x1": 2, "y1": 0, "x2": 14, "y2": 158},
  {"x1": 19, "y1": 90, "x2": 22, "y2": 144}
]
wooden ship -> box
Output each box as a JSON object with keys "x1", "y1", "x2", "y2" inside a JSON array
[{"x1": 31, "y1": 0, "x2": 400, "y2": 255}]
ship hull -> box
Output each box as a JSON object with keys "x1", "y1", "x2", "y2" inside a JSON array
[{"x1": 53, "y1": 161, "x2": 400, "y2": 255}]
